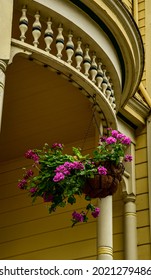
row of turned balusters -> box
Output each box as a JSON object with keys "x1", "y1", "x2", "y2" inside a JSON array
[{"x1": 19, "y1": 6, "x2": 116, "y2": 110}]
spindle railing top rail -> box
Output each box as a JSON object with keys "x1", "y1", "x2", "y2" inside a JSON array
[{"x1": 11, "y1": 2, "x2": 124, "y2": 128}]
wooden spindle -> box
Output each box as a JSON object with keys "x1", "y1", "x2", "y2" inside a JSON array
[
  {"x1": 96, "y1": 60, "x2": 103, "y2": 89},
  {"x1": 83, "y1": 45, "x2": 91, "y2": 77},
  {"x1": 56, "y1": 24, "x2": 64, "y2": 59},
  {"x1": 90, "y1": 52, "x2": 97, "y2": 83},
  {"x1": 66, "y1": 31, "x2": 74, "y2": 65},
  {"x1": 19, "y1": 5, "x2": 28, "y2": 42},
  {"x1": 44, "y1": 17, "x2": 53, "y2": 53},
  {"x1": 75, "y1": 38, "x2": 83, "y2": 71},
  {"x1": 32, "y1": 11, "x2": 41, "y2": 47}
]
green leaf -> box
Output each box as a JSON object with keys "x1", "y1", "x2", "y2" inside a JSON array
[
  {"x1": 59, "y1": 201, "x2": 66, "y2": 208},
  {"x1": 68, "y1": 196, "x2": 76, "y2": 205},
  {"x1": 85, "y1": 195, "x2": 91, "y2": 201}
]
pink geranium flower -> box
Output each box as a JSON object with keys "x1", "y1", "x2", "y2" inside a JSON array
[
  {"x1": 53, "y1": 172, "x2": 65, "y2": 182},
  {"x1": 106, "y1": 136, "x2": 117, "y2": 144},
  {"x1": 92, "y1": 207, "x2": 100, "y2": 218},
  {"x1": 111, "y1": 130, "x2": 119, "y2": 138},
  {"x1": 124, "y1": 154, "x2": 133, "y2": 162},
  {"x1": 72, "y1": 211, "x2": 84, "y2": 222},
  {"x1": 97, "y1": 166, "x2": 107, "y2": 175}
]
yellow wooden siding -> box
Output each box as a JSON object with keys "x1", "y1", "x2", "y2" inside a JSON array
[
  {"x1": 113, "y1": 233, "x2": 124, "y2": 252},
  {"x1": 138, "y1": 244, "x2": 151, "y2": 260},
  {"x1": 137, "y1": 209, "x2": 150, "y2": 228},
  {"x1": 0, "y1": 222, "x2": 96, "y2": 260},
  {"x1": 136, "y1": 193, "x2": 149, "y2": 211},
  {"x1": 138, "y1": 227, "x2": 150, "y2": 245},
  {"x1": 135, "y1": 126, "x2": 150, "y2": 259},
  {"x1": 136, "y1": 178, "x2": 148, "y2": 195},
  {"x1": 136, "y1": 1, "x2": 148, "y2": 258},
  {"x1": 135, "y1": 147, "x2": 147, "y2": 164},
  {"x1": 135, "y1": 133, "x2": 147, "y2": 149},
  {"x1": 135, "y1": 162, "x2": 148, "y2": 179},
  {"x1": 138, "y1": 0, "x2": 145, "y2": 47},
  {"x1": 5, "y1": 239, "x2": 97, "y2": 260},
  {"x1": 114, "y1": 251, "x2": 124, "y2": 260}
]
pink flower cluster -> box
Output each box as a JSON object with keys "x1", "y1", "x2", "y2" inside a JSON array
[
  {"x1": 18, "y1": 178, "x2": 27, "y2": 189},
  {"x1": 105, "y1": 130, "x2": 131, "y2": 146},
  {"x1": 18, "y1": 169, "x2": 34, "y2": 189},
  {"x1": 25, "y1": 149, "x2": 39, "y2": 164},
  {"x1": 53, "y1": 161, "x2": 84, "y2": 182},
  {"x1": 51, "y1": 143, "x2": 63, "y2": 149},
  {"x1": 72, "y1": 207, "x2": 100, "y2": 223}
]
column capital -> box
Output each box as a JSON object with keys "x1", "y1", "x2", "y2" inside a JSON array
[{"x1": 123, "y1": 193, "x2": 136, "y2": 203}]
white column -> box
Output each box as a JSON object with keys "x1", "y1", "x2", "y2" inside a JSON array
[
  {"x1": 124, "y1": 194, "x2": 137, "y2": 259},
  {"x1": 0, "y1": 0, "x2": 13, "y2": 131},
  {"x1": 122, "y1": 141, "x2": 137, "y2": 259},
  {"x1": 97, "y1": 195, "x2": 113, "y2": 260},
  {"x1": 0, "y1": 0, "x2": 13, "y2": 60}
]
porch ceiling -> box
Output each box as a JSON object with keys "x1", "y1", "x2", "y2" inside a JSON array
[{"x1": 0, "y1": 55, "x2": 95, "y2": 162}]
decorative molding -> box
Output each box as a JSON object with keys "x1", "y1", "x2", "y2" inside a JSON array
[
  {"x1": 98, "y1": 246, "x2": 113, "y2": 257},
  {"x1": 0, "y1": 60, "x2": 7, "y2": 73}
]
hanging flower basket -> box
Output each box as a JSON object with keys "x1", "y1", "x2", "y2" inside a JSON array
[
  {"x1": 18, "y1": 128, "x2": 132, "y2": 226},
  {"x1": 83, "y1": 161, "x2": 125, "y2": 198}
]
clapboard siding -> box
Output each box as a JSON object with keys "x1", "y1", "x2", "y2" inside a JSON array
[
  {"x1": 135, "y1": 124, "x2": 150, "y2": 259},
  {"x1": 138, "y1": 0, "x2": 145, "y2": 47},
  {"x1": 4, "y1": 239, "x2": 97, "y2": 260},
  {"x1": 138, "y1": 244, "x2": 151, "y2": 260},
  {"x1": 0, "y1": 222, "x2": 96, "y2": 259},
  {"x1": 136, "y1": 178, "x2": 148, "y2": 195}
]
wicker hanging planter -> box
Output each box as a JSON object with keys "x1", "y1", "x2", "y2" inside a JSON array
[{"x1": 83, "y1": 161, "x2": 125, "y2": 198}]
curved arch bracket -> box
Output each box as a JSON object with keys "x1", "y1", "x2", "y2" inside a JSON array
[{"x1": 10, "y1": 39, "x2": 118, "y2": 129}]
